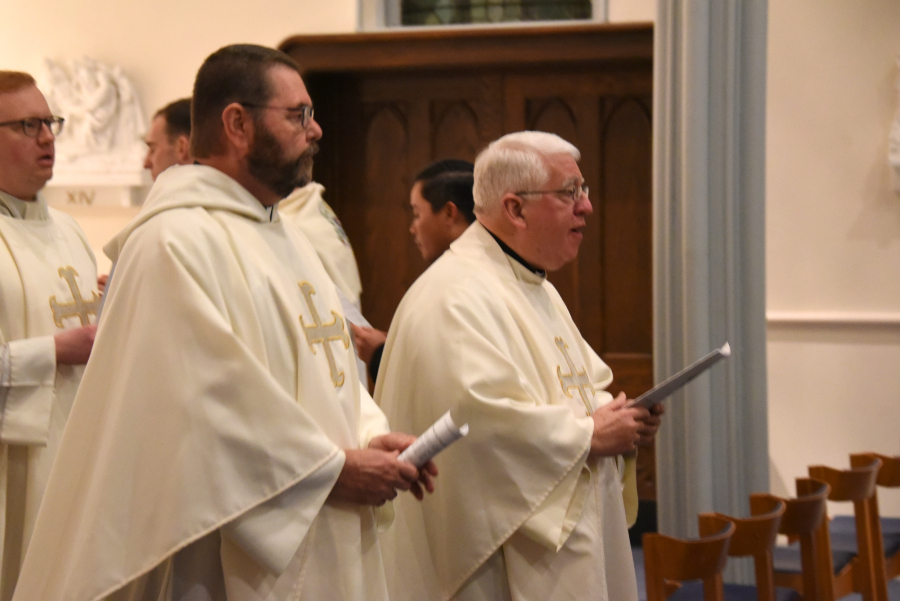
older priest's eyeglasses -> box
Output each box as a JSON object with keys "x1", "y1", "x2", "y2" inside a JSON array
[
  {"x1": 515, "y1": 183, "x2": 589, "y2": 204},
  {"x1": 0, "y1": 116, "x2": 65, "y2": 138},
  {"x1": 240, "y1": 103, "x2": 315, "y2": 129}
]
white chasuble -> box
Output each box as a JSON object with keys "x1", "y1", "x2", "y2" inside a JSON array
[
  {"x1": 375, "y1": 222, "x2": 638, "y2": 601},
  {"x1": 12, "y1": 165, "x2": 391, "y2": 601},
  {"x1": 279, "y1": 183, "x2": 363, "y2": 308},
  {"x1": 0, "y1": 191, "x2": 98, "y2": 601}
]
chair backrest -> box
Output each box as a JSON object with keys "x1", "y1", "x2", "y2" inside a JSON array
[
  {"x1": 643, "y1": 515, "x2": 735, "y2": 601},
  {"x1": 852, "y1": 452, "x2": 900, "y2": 580},
  {"x1": 777, "y1": 477, "x2": 833, "y2": 601},
  {"x1": 701, "y1": 494, "x2": 786, "y2": 601},
  {"x1": 853, "y1": 452, "x2": 900, "y2": 489},
  {"x1": 848, "y1": 453, "x2": 894, "y2": 600},
  {"x1": 809, "y1": 456, "x2": 887, "y2": 601}
]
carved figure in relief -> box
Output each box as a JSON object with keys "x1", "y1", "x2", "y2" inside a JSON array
[{"x1": 40, "y1": 57, "x2": 146, "y2": 173}]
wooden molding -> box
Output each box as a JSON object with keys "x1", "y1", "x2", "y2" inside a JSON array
[
  {"x1": 767, "y1": 311, "x2": 900, "y2": 327},
  {"x1": 278, "y1": 22, "x2": 652, "y2": 74}
]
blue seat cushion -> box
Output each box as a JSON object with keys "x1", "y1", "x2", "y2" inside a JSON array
[
  {"x1": 773, "y1": 543, "x2": 856, "y2": 574},
  {"x1": 828, "y1": 517, "x2": 900, "y2": 558},
  {"x1": 831, "y1": 515, "x2": 900, "y2": 536},
  {"x1": 668, "y1": 581, "x2": 802, "y2": 601}
]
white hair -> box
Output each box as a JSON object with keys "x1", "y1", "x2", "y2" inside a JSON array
[{"x1": 473, "y1": 131, "x2": 580, "y2": 215}]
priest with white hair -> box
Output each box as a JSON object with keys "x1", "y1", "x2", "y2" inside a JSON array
[{"x1": 376, "y1": 130, "x2": 662, "y2": 601}]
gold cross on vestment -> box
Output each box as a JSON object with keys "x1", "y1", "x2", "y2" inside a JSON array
[
  {"x1": 49, "y1": 266, "x2": 100, "y2": 328},
  {"x1": 298, "y1": 281, "x2": 350, "y2": 388},
  {"x1": 555, "y1": 338, "x2": 596, "y2": 415}
]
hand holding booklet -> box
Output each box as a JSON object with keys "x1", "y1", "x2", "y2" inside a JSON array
[
  {"x1": 398, "y1": 411, "x2": 469, "y2": 468},
  {"x1": 626, "y1": 342, "x2": 731, "y2": 409}
]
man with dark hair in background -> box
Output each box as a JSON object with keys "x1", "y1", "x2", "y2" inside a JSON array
[
  {"x1": 351, "y1": 159, "x2": 475, "y2": 382},
  {"x1": 0, "y1": 70, "x2": 98, "y2": 601},
  {"x1": 408, "y1": 159, "x2": 475, "y2": 264},
  {"x1": 14, "y1": 44, "x2": 433, "y2": 601},
  {"x1": 143, "y1": 97, "x2": 192, "y2": 180}
]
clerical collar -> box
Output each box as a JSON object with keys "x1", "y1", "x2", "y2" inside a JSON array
[
  {"x1": 0, "y1": 189, "x2": 48, "y2": 220},
  {"x1": 484, "y1": 228, "x2": 545, "y2": 277}
]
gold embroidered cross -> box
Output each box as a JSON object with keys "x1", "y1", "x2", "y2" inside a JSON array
[
  {"x1": 556, "y1": 338, "x2": 596, "y2": 415},
  {"x1": 49, "y1": 267, "x2": 100, "y2": 328},
  {"x1": 298, "y1": 281, "x2": 350, "y2": 388}
]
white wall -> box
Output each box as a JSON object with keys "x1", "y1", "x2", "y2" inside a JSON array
[
  {"x1": 607, "y1": 0, "x2": 654, "y2": 23},
  {"x1": 766, "y1": 0, "x2": 900, "y2": 515}
]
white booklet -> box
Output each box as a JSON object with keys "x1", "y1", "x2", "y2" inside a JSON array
[
  {"x1": 94, "y1": 262, "x2": 116, "y2": 322},
  {"x1": 337, "y1": 288, "x2": 372, "y2": 329},
  {"x1": 398, "y1": 411, "x2": 469, "y2": 468},
  {"x1": 627, "y1": 342, "x2": 731, "y2": 409}
]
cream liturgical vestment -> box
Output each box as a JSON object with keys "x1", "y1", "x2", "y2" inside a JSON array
[
  {"x1": 0, "y1": 191, "x2": 98, "y2": 601},
  {"x1": 279, "y1": 183, "x2": 363, "y2": 308},
  {"x1": 375, "y1": 222, "x2": 639, "y2": 601},
  {"x1": 12, "y1": 165, "x2": 392, "y2": 601}
]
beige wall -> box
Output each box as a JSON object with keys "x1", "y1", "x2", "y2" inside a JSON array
[
  {"x1": 766, "y1": 0, "x2": 900, "y2": 516},
  {"x1": 608, "y1": 0, "x2": 654, "y2": 23}
]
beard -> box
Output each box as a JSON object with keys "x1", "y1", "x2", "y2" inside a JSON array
[{"x1": 246, "y1": 122, "x2": 318, "y2": 199}]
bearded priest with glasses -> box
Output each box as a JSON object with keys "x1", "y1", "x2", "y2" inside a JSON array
[
  {"x1": 13, "y1": 45, "x2": 436, "y2": 601},
  {"x1": 0, "y1": 71, "x2": 99, "y2": 601}
]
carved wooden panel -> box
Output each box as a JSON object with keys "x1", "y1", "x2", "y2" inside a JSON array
[
  {"x1": 360, "y1": 105, "x2": 413, "y2": 330},
  {"x1": 601, "y1": 97, "x2": 652, "y2": 354},
  {"x1": 431, "y1": 101, "x2": 482, "y2": 160}
]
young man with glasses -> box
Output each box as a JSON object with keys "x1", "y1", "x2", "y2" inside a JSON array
[
  {"x1": 0, "y1": 71, "x2": 99, "y2": 601},
  {"x1": 14, "y1": 46, "x2": 434, "y2": 601},
  {"x1": 376, "y1": 131, "x2": 663, "y2": 601}
]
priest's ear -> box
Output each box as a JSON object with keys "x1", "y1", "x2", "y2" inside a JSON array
[
  {"x1": 441, "y1": 201, "x2": 462, "y2": 223},
  {"x1": 175, "y1": 134, "x2": 191, "y2": 164},
  {"x1": 220, "y1": 103, "x2": 253, "y2": 153},
  {"x1": 500, "y1": 192, "x2": 527, "y2": 230}
]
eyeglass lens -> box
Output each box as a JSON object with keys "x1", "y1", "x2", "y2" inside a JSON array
[
  {"x1": 299, "y1": 106, "x2": 313, "y2": 128},
  {"x1": 23, "y1": 117, "x2": 64, "y2": 137}
]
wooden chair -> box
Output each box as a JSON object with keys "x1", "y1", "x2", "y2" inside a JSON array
[
  {"x1": 774, "y1": 458, "x2": 886, "y2": 601},
  {"x1": 830, "y1": 453, "x2": 900, "y2": 581},
  {"x1": 643, "y1": 515, "x2": 735, "y2": 601},
  {"x1": 772, "y1": 478, "x2": 835, "y2": 601},
  {"x1": 669, "y1": 494, "x2": 797, "y2": 601},
  {"x1": 697, "y1": 494, "x2": 801, "y2": 601}
]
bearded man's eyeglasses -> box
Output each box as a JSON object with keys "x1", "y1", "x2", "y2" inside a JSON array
[
  {"x1": 240, "y1": 103, "x2": 315, "y2": 129},
  {"x1": 515, "y1": 183, "x2": 589, "y2": 203},
  {"x1": 0, "y1": 116, "x2": 65, "y2": 138}
]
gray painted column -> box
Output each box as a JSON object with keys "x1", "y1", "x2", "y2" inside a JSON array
[{"x1": 652, "y1": 0, "x2": 769, "y2": 555}]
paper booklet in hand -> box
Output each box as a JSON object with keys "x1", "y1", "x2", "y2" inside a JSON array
[
  {"x1": 398, "y1": 411, "x2": 469, "y2": 468},
  {"x1": 94, "y1": 262, "x2": 115, "y2": 322},
  {"x1": 627, "y1": 342, "x2": 731, "y2": 409}
]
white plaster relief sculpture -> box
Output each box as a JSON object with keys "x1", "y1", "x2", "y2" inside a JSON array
[
  {"x1": 40, "y1": 57, "x2": 147, "y2": 175},
  {"x1": 890, "y1": 56, "x2": 900, "y2": 192}
]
